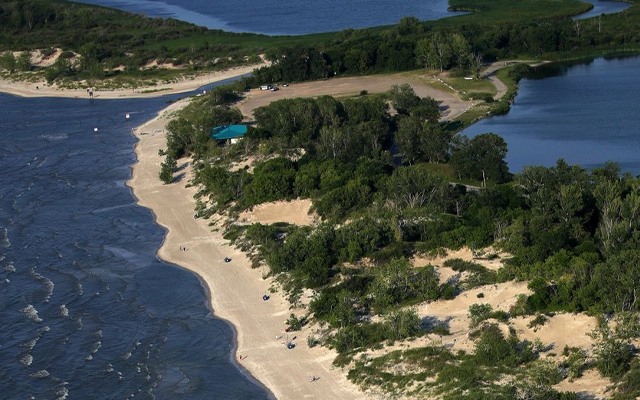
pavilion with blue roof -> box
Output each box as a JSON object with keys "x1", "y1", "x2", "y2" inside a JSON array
[{"x1": 210, "y1": 124, "x2": 247, "y2": 144}]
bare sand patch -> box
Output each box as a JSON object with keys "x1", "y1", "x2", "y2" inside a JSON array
[
  {"x1": 239, "y1": 199, "x2": 317, "y2": 226},
  {"x1": 30, "y1": 48, "x2": 63, "y2": 67},
  {"x1": 417, "y1": 281, "x2": 532, "y2": 353},
  {"x1": 512, "y1": 313, "x2": 598, "y2": 356},
  {"x1": 142, "y1": 59, "x2": 181, "y2": 70},
  {"x1": 554, "y1": 369, "x2": 611, "y2": 399}
]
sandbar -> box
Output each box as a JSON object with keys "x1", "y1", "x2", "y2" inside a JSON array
[{"x1": 0, "y1": 63, "x2": 267, "y2": 99}]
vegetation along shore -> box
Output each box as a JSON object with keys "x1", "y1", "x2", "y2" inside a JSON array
[{"x1": 3, "y1": 0, "x2": 640, "y2": 398}]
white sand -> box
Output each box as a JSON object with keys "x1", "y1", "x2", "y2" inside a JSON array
[
  {"x1": 127, "y1": 100, "x2": 366, "y2": 399},
  {"x1": 238, "y1": 199, "x2": 317, "y2": 226}
]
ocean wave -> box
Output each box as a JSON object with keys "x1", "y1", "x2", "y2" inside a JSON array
[
  {"x1": 30, "y1": 269, "x2": 55, "y2": 303},
  {"x1": 54, "y1": 384, "x2": 69, "y2": 400},
  {"x1": 20, "y1": 354, "x2": 33, "y2": 366},
  {"x1": 22, "y1": 337, "x2": 39, "y2": 352},
  {"x1": 41, "y1": 133, "x2": 69, "y2": 141},
  {"x1": 87, "y1": 330, "x2": 103, "y2": 358},
  {"x1": 4, "y1": 261, "x2": 16, "y2": 272},
  {"x1": 59, "y1": 304, "x2": 69, "y2": 318},
  {"x1": 0, "y1": 227, "x2": 10, "y2": 248},
  {"x1": 29, "y1": 370, "x2": 50, "y2": 378},
  {"x1": 21, "y1": 305, "x2": 43, "y2": 322}
]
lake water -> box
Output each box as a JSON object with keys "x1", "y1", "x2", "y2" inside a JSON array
[
  {"x1": 574, "y1": 0, "x2": 631, "y2": 20},
  {"x1": 0, "y1": 89, "x2": 271, "y2": 398},
  {"x1": 74, "y1": 0, "x2": 460, "y2": 34},
  {"x1": 2, "y1": 1, "x2": 639, "y2": 399},
  {"x1": 74, "y1": 0, "x2": 631, "y2": 34},
  {"x1": 461, "y1": 56, "x2": 640, "y2": 174}
]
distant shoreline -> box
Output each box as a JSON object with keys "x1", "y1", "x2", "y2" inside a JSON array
[{"x1": 0, "y1": 63, "x2": 266, "y2": 99}]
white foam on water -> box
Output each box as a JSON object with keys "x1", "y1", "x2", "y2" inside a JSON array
[
  {"x1": 29, "y1": 370, "x2": 50, "y2": 378},
  {"x1": 21, "y1": 305, "x2": 43, "y2": 322},
  {"x1": 54, "y1": 385, "x2": 69, "y2": 400},
  {"x1": 22, "y1": 337, "x2": 39, "y2": 352},
  {"x1": 4, "y1": 261, "x2": 15, "y2": 273},
  {"x1": 60, "y1": 304, "x2": 69, "y2": 318},
  {"x1": 20, "y1": 354, "x2": 33, "y2": 366},
  {"x1": 31, "y1": 269, "x2": 55, "y2": 302},
  {"x1": 41, "y1": 133, "x2": 69, "y2": 141},
  {"x1": 0, "y1": 227, "x2": 10, "y2": 248}
]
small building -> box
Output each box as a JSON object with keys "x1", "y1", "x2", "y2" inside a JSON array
[{"x1": 210, "y1": 124, "x2": 247, "y2": 145}]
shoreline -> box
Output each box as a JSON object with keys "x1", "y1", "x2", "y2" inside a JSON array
[
  {"x1": 126, "y1": 99, "x2": 367, "y2": 399},
  {"x1": 0, "y1": 63, "x2": 266, "y2": 99}
]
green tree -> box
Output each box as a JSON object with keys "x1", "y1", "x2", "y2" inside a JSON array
[
  {"x1": 388, "y1": 83, "x2": 420, "y2": 115},
  {"x1": 159, "y1": 154, "x2": 177, "y2": 184},
  {"x1": 450, "y1": 133, "x2": 510, "y2": 184},
  {"x1": 385, "y1": 164, "x2": 448, "y2": 211}
]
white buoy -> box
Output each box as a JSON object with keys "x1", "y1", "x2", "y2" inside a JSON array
[
  {"x1": 125, "y1": 113, "x2": 130, "y2": 120},
  {"x1": 94, "y1": 127, "x2": 98, "y2": 133}
]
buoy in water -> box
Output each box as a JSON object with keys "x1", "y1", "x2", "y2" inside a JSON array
[
  {"x1": 125, "y1": 113, "x2": 130, "y2": 120},
  {"x1": 94, "y1": 127, "x2": 98, "y2": 133}
]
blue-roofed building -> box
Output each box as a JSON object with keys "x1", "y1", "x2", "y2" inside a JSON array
[{"x1": 210, "y1": 124, "x2": 248, "y2": 144}]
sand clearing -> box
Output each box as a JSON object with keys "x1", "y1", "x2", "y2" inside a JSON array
[
  {"x1": 127, "y1": 99, "x2": 366, "y2": 400},
  {"x1": 412, "y1": 246, "x2": 508, "y2": 271},
  {"x1": 554, "y1": 369, "x2": 611, "y2": 398},
  {"x1": 512, "y1": 313, "x2": 598, "y2": 355},
  {"x1": 236, "y1": 72, "x2": 474, "y2": 122},
  {"x1": 238, "y1": 199, "x2": 317, "y2": 226},
  {"x1": 417, "y1": 281, "x2": 532, "y2": 352}
]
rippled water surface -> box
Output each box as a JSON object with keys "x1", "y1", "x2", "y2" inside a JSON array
[
  {"x1": 0, "y1": 93, "x2": 269, "y2": 399},
  {"x1": 74, "y1": 0, "x2": 462, "y2": 34},
  {"x1": 462, "y1": 56, "x2": 640, "y2": 174}
]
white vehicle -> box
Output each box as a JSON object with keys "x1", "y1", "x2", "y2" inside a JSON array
[{"x1": 260, "y1": 84, "x2": 273, "y2": 91}]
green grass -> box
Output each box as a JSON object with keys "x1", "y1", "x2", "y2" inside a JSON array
[
  {"x1": 442, "y1": 76, "x2": 496, "y2": 99},
  {"x1": 441, "y1": 0, "x2": 594, "y2": 25},
  {"x1": 150, "y1": 31, "x2": 337, "y2": 53}
]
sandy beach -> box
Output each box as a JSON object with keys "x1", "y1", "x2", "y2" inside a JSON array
[
  {"x1": 127, "y1": 99, "x2": 367, "y2": 399},
  {"x1": 0, "y1": 63, "x2": 267, "y2": 99},
  {"x1": 0, "y1": 63, "x2": 478, "y2": 399}
]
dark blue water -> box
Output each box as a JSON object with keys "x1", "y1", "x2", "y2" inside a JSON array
[
  {"x1": 74, "y1": 0, "x2": 460, "y2": 35},
  {"x1": 74, "y1": 0, "x2": 631, "y2": 34},
  {"x1": 574, "y1": 0, "x2": 631, "y2": 20},
  {"x1": 0, "y1": 91, "x2": 270, "y2": 399},
  {"x1": 462, "y1": 56, "x2": 640, "y2": 174}
]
